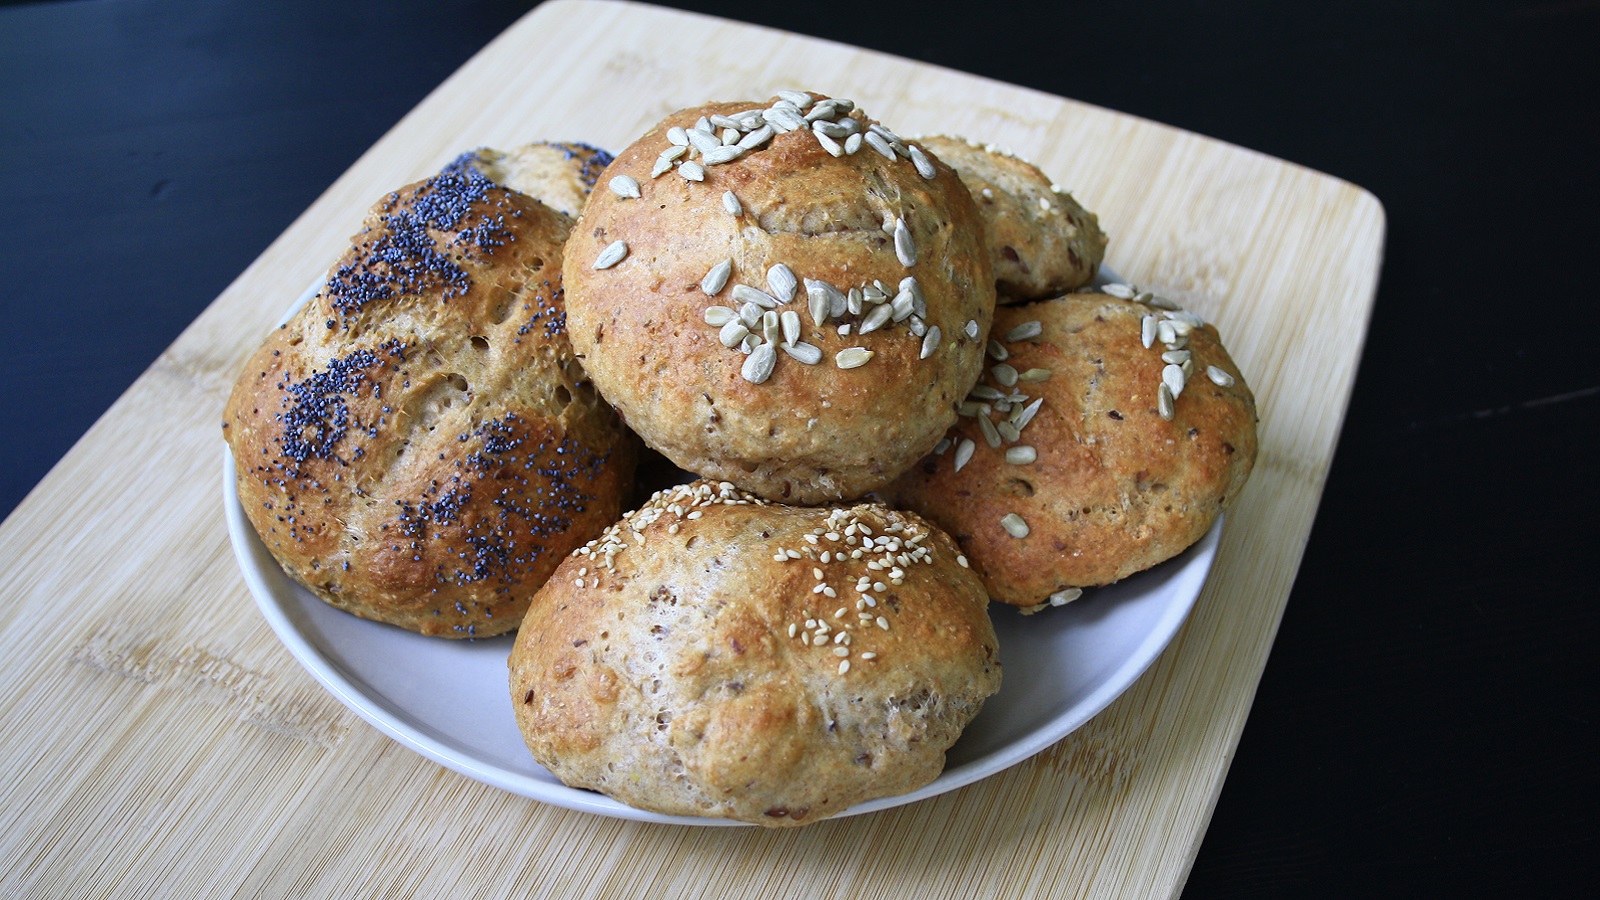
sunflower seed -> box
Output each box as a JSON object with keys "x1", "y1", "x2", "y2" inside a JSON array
[
  {"x1": 775, "y1": 89, "x2": 814, "y2": 108},
  {"x1": 737, "y1": 125, "x2": 774, "y2": 150},
  {"x1": 651, "y1": 155, "x2": 674, "y2": 178},
  {"x1": 1162, "y1": 349, "x2": 1191, "y2": 365},
  {"x1": 721, "y1": 127, "x2": 740, "y2": 145},
  {"x1": 701, "y1": 258, "x2": 733, "y2": 295},
  {"x1": 1005, "y1": 445, "x2": 1037, "y2": 465},
  {"x1": 678, "y1": 160, "x2": 706, "y2": 182},
  {"x1": 1156, "y1": 319, "x2": 1178, "y2": 345},
  {"x1": 761, "y1": 310, "x2": 781, "y2": 345},
  {"x1": 783, "y1": 341, "x2": 823, "y2": 364},
  {"x1": 934, "y1": 438, "x2": 951, "y2": 455},
  {"x1": 1141, "y1": 315, "x2": 1158, "y2": 348},
  {"x1": 693, "y1": 116, "x2": 713, "y2": 133},
  {"x1": 733, "y1": 284, "x2": 779, "y2": 308},
  {"x1": 847, "y1": 287, "x2": 864, "y2": 316},
  {"x1": 835, "y1": 347, "x2": 874, "y2": 369},
  {"x1": 977, "y1": 414, "x2": 1002, "y2": 448},
  {"x1": 1000, "y1": 513, "x2": 1030, "y2": 538},
  {"x1": 970, "y1": 384, "x2": 1005, "y2": 401},
  {"x1": 953, "y1": 438, "x2": 976, "y2": 472},
  {"x1": 996, "y1": 420, "x2": 1021, "y2": 442},
  {"x1": 1017, "y1": 367, "x2": 1052, "y2": 383},
  {"x1": 1005, "y1": 320, "x2": 1042, "y2": 342},
  {"x1": 814, "y1": 129, "x2": 844, "y2": 157},
  {"x1": 844, "y1": 133, "x2": 863, "y2": 154},
  {"x1": 703, "y1": 306, "x2": 736, "y2": 326},
  {"x1": 920, "y1": 325, "x2": 941, "y2": 359},
  {"x1": 1102, "y1": 282, "x2": 1135, "y2": 299},
  {"x1": 1163, "y1": 363, "x2": 1187, "y2": 398},
  {"x1": 893, "y1": 218, "x2": 917, "y2": 266},
  {"x1": 738, "y1": 302, "x2": 762, "y2": 327},
  {"x1": 958, "y1": 401, "x2": 988, "y2": 417},
  {"x1": 862, "y1": 283, "x2": 887, "y2": 303},
  {"x1": 592, "y1": 240, "x2": 628, "y2": 269},
  {"x1": 859, "y1": 303, "x2": 893, "y2": 334},
  {"x1": 966, "y1": 319, "x2": 980, "y2": 339},
  {"x1": 986, "y1": 339, "x2": 1009, "y2": 361},
  {"x1": 686, "y1": 128, "x2": 720, "y2": 156},
  {"x1": 768, "y1": 264, "x2": 798, "y2": 303},
  {"x1": 609, "y1": 175, "x2": 641, "y2": 199},
  {"x1": 763, "y1": 106, "x2": 806, "y2": 132},
  {"x1": 890, "y1": 290, "x2": 916, "y2": 321},
  {"x1": 722, "y1": 191, "x2": 742, "y2": 216},
  {"x1": 837, "y1": 323, "x2": 851, "y2": 336},
  {"x1": 805, "y1": 100, "x2": 838, "y2": 122},
  {"x1": 865, "y1": 131, "x2": 897, "y2": 160},
  {"x1": 740, "y1": 333, "x2": 759, "y2": 354},
  {"x1": 709, "y1": 113, "x2": 741, "y2": 130},
  {"x1": 900, "y1": 276, "x2": 925, "y2": 315},
  {"x1": 742, "y1": 342, "x2": 777, "y2": 384},
  {"x1": 1158, "y1": 383, "x2": 1175, "y2": 420},
  {"x1": 1013, "y1": 397, "x2": 1045, "y2": 430},
  {"x1": 719, "y1": 320, "x2": 750, "y2": 348},
  {"x1": 908, "y1": 315, "x2": 927, "y2": 337},
  {"x1": 1048, "y1": 588, "x2": 1083, "y2": 606},
  {"x1": 781, "y1": 309, "x2": 801, "y2": 345},
  {"x1": 909, "y1": 144, "x2": 936, "y2": 179},
  {"x1": 667, "y1": 126, "x2": 690, "y2": 146},
  {"x1": 1207, "y1": 365, "x2": 1236, "y2": 387},
  {"x1": 703, "y1": 145, "x2": 742, "y2": 165},
  {"x1": 804, "y1": 280, "x2": 835, "y2": 325}
]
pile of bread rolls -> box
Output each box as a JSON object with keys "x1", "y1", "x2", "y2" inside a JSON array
[{"x1": 224, "y1": 91, "x2": 1256, "y2": 826}]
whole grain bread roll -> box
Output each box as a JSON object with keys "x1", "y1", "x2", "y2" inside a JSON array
[
  {"x1": 880, "y1": 289, "x2": 1257, "y2": 607},
  {"x1": 917, "y1": 136, "x2": 1106, "y2": 302},
  {"x1": 447, "y1": 140, "x2": 613, "y2": 218},
  {"x1": 509, "y1": 480, "x2": 1001, "y2": 826},
  {"x1": 224, "y1": 165, "x2": 637, "y2": 637},
  {"x1": 562, "y1": 93, "x2": 996, "y2": 505}
]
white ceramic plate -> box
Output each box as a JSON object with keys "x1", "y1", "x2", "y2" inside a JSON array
[{"x1": 224, "y1": 275, "x2": 1219, "y2": 824}]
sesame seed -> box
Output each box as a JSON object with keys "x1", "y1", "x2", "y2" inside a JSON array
[
  {"x1": 1049, "y1": 588, "x2": 1084, "y2": 606},
  {"x1": 1001, "y1": 513, "x2": 1030, "y2": 538},
  {"x1": 838, "y1": 659, "x2": 851, "y2": 674},
  {"x1": 965, "y1": 319, "x2": 980, "y2": 339},
  {"x1": 860, "y1": 652, "x2": 877, "y2": 660},
  {"x1": 876, "y1": 616, "x2": 890, "y2": 630}
]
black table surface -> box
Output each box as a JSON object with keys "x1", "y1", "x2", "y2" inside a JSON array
[{"x1": 2, "y1": 1, "x2": 1595, "y2": 896}]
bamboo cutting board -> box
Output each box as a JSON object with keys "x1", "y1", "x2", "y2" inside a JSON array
[{"x1": 0, "y1": 1, "x2": 1383, "y2": 897}]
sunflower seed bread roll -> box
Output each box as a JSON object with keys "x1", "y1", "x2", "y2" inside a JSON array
[
  {"x1": 880, "y1": 290, "x2": 1256, "y2": 608},
  {"x1": 509, "y1": 480, "x2": 1000, "y2": 826},
  {"x1": 917, "y1": 135, "x2": 1107, "y2": 302},
  {"x1": 224, "y1": 165, "x2": 637, "y2": 637},
  {"x1": 561, "y1": 93, "x2": 996, "y2": 505}
]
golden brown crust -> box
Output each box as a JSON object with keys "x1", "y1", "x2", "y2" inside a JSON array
[
  {"x1": 224, "y1": 168, "x2": 637, "y2": 637},
  {"x1": 452, "y1": 141, "x2": 614, "y2": 219},
  {"x1": 918, "y1": 136, "x2": 1107, "y2": 302},
  {"x1": 562, "y1": 95, "x2": 995, "y2": 505},
  {"x1": 508, "y1": 480, "x2": 1000, "y2": 826},
  {"x1": 880, "y1": 291, "x2": 1257, "y2": 607}
]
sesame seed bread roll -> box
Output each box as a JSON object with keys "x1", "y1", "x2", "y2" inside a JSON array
[
  {"x1": 447, "y1": 140, "x2": 614, "y2": 218},
  {"x1": 917, "y1": 136, "x2": 1107, "y2": 302},
  {"x1": 562, "y1": 93, "x2": 996, "y2": 505},
  {"x1": 509, "y1": 480, "x2": 1001, "y2": 826},
  {"x1": 223, "y1": 166, "x2": 637, "y2": 637},
  {"x1": 880, "y1": 290, "x2": 1257, "y2": 608}
]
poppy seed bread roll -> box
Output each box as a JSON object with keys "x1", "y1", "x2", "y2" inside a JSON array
[
  {"x1": 881, "y1": 290, "x2": 1257, "y2": 607},
  {"x1": 224, "y1": 166, "x2": 637, "y2": 637},
  {"x1": 562, "y1": 93, "x2": 995, "y2": 505},
  {"x1": 447, "y1": 140, "x2": 614, "y2": 218},
  {"x1": 509, "y1": 480, "x2": 1000, "y2": 826}
]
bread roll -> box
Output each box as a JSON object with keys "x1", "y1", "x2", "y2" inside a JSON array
[
  {"x1": 880, "y1": 289, "x2": 1256, "y2": 607},
  {"x1": 509, "y1": 480, "x2": 1000, "y2": 825},
  {"x1": 561, "y1": 93, "x2": 996, "y2": 505},
  {"x1": 447, "y1": 140, "x2": 613, "y2": 218},
  {"x1": 224, "y1": 165, "x2": 637, "y2": 637}
]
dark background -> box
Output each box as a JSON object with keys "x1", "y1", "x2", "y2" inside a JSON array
[{"x1": 2, "y1": 0, "x2": 1594, "y2": 896}]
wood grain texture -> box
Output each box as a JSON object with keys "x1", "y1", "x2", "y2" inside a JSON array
[{"x1": 0, "y1": 1, "x2": 1383, "y2": 897}]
